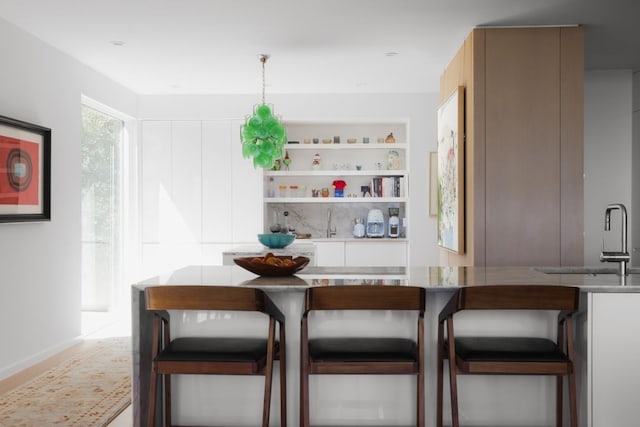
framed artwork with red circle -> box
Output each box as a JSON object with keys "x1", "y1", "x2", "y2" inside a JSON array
[{"x1": 0, "y1": 115, "x2": 51, "y2": 222}]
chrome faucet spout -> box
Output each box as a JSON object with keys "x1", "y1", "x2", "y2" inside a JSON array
[{"x1": 600, "y1": 203, "x2": 630, "y2": 276}]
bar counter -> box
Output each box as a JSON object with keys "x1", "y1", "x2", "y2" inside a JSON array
[{"x1": 132, "y1": 265, "x2": 640, "y2": 427}]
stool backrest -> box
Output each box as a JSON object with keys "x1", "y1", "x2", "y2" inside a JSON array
[
  {"x1": 442, "y1": 284, "x2": 579, "y2": 317},
  {"x1": 305, "y1": 285, "x2": 425, "y2": 312},
  {"x1": 145, "y1": 285, "x2": 284, "y2": 322}
]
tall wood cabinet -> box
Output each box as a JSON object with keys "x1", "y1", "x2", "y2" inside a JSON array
[{"x1": 440, "y1": 26, "x2": 584, "y2": 266}]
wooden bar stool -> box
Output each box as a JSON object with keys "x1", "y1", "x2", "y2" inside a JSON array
[
  {"x1": 300, "y1": 285, "x2": 426, "y2": 427},
  {"x1": 145, "y1": 285, "x2": 286, "y2": 427},
  {"x1": 437, "y1": 284, "x2": 579, "y2": 427}
]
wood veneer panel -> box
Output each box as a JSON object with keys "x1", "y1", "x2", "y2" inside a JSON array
[
  {"x1": 484, "y1": 28, "x2": 561, "y2": 266},
  {"x1": 470, "y1": 29, "x2": 485, "y2": 266},
  {"x1": 560, "y1": 26, "x2": 585, "y2": 265}
]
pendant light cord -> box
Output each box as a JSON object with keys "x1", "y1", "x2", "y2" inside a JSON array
[{"x1": 259, "y1": 54, "x2": 269, "y2": 105}]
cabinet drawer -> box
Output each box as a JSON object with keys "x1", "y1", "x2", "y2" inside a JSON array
[
  {"x1": 315, "y1": 241, "x2": 345, "y2": 267},
  {"x1": 345, "y1": 241, "x2": 407, "y2": 267}
]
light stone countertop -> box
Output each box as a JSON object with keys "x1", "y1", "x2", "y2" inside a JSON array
[{"x1": 134, "y1": 265, "x2": 640, "y2": 292}]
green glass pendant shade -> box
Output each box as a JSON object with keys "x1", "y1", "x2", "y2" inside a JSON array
[{"x1": 240, "y1": 103, "x2": 287, "y2": 169}]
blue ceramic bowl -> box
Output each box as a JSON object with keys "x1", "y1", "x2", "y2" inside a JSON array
[{"x1": 258, "y1": 233, "x2": 296, "y2": 249}]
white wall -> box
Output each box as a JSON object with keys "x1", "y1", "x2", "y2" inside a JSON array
[
  {"x1": 137, "y1": 93, "x2": 441, "y2": 268},
  {"x1": 584, "y1": 70, "x2": 634, "y2": 265},
  {"x1": 0, "y1": 18, "x2": 137, "y2": 378}
]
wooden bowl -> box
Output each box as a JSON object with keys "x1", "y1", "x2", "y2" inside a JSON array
[{"x1": 234, "y1": 256, "x2": 310, "y2": 277}]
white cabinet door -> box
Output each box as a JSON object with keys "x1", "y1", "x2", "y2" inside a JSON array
[
  {"x1": 345, "y1": 241, "x2": 407, "y2": 266},
  {"x1": 171, "y1": 121, "x2": 202, "y2": 242},
  {"x1": 315, "y1": 241, "x2": 345, "y2": 266},
  {"x1": 589, "y1": 293, "x2": 640, "y2": 427},
  {"x1": 230, "y1": 120, "x2": 263, "y2": 242},
  {"x1": 141, "y1": 121, "x2": 171, "y2": 243},
  {"x1": 141, "y1": 121, "x2": 202, "y2": 243},
  {"x1": 202, "y1": 121, "x2": 233, "y2": 242}
]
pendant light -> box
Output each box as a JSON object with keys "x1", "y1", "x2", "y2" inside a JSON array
[{"x1": 240, "y1": 54, "x2": 287, "y2": 169}]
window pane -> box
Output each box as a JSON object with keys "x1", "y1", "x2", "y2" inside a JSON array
[{"x1": 81, "y1": 105, "x2": 123, "y2": 311}]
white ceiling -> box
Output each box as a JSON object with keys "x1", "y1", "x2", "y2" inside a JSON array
[{"x1": 0, "y1": 0, "x2": 638, "y2": 95}]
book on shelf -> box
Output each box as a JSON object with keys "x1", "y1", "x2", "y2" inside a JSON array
[{"x1": 370, "y1": 176, "x2": 404, "y2": 197}]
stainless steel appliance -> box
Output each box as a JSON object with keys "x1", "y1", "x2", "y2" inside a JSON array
[
  {"x1": 388, "y1": 207, "x2": 400, "y2": 238},
  {"x1": 366, "y1": 209, "x2": 385, "y2": 238}
]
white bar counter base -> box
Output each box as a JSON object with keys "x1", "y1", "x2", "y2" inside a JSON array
[{"x1": 131, "y1": 266, "x2": 640, "y2": 427}]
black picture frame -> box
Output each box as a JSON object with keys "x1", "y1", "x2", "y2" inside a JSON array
[{"x1": 0, "y1": 115, "x2": 51, "y2": 223}]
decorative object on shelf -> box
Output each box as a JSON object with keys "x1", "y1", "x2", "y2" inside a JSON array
[
  {"x1": 361, "y1": 185, "x2": 371, "y2": 197},
  {"x1": 333, "y1": 136, "x2": 340, "y2": 144},
  {"x1": 268, "y1": 177, "x2": 275, "y2": 198},
  {"x1": 363, "y1": 137, "x2": 370, "y2": 144},
  {"x1": 304, "y1": 139, "x2": 311, "y2": 144},
  {"x1": 385, "y1": 132, "x2": 396, "y2": 143},
  {"x1": 332, "y1": 180, "x2": 347, "y2": 197},
  {"x1": 347, "y1": 138, "x2": 357, "y2": 144},
  {"x1": 311, "y1": 153, "x2": 321, "y2": 170},
  {"x1": 313, "y1": 138, "x2": 319, "y2": 144},
  {"x1": 387, "y1": 150, "x2": 400, "y2": 170},
  {"x1": 240, "y1": 54, "x2": 287, "y2": 169},
  {"x1": 269, "y1": 211, "x2": 281, "y2": 232},
  {"x1": 377, "y1": 137, "x2": 384, "y2": 143},
  {"x1": 257, "y1": 232, "x2": 295, "y2": 248},
  {"x1": 283, "y1": 150, "x2": 291, "y2": 170},
  {"x1": 321, "y1": 188, "x2": 330, "y2": 198},
  {"x1": 311, "y1": 188, "x2": 319, "y2": 198},
  {"x1": 278, "y1": 184, "x2": 287, "y2": 197},
  {"x1": 271, "y1": 158, "x2": 281, "y2": 171},
  {"x1": 281, "y1": 210, "x2": 290, "y2": 233},
  {"x1": 322, "y1": 138, "x2": 332, "y2": 144}
]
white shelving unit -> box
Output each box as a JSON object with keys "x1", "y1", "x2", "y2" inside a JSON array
[{"x1": 262, "y1": 120, "x2": 410, "y2": 266}]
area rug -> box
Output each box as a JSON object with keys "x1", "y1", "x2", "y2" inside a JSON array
[{"x1": 0, "y1": 336, "x2": 131, "y2": 427}]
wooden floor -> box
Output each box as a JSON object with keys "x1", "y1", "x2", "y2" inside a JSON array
[{"x1": 0, "y1": 311, "x2": 133, "y2": 426}]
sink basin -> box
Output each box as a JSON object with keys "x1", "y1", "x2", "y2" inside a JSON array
[{"x1": 535, "y1": 266, "x2": 640, "y2": 275}]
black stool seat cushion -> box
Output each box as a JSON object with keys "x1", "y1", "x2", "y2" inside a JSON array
[
  {"x1": 454, "y1": 337, "x2": 568, "y2": 362},
  {"x1": 158, "y1": 337, "x2": 275, "y2": 362},
  {"x1": 309, "y1": 337, "x2": 417, "y2": 362}
]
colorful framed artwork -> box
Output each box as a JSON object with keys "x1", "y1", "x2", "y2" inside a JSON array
[
  {"x1": 436, "y1": 86, "x2": 464, "y2": 253},
  {"x1": 0, "y1": 115, "x2": 51, "y2": 222},
  {"x1": 429, "y1": 151, "x2": 438, "y2": 216}
]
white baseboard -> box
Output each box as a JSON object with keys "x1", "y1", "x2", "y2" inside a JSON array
[{"x1": 0, "y1": 337, "x2": 82, "y2": 381}]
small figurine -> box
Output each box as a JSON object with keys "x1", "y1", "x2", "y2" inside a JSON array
[
  {"x1": 283, "y1": 151, "x2": 291, "y2": 170},
  {"x1": 311, "y1": 153, "x2": 321, "y2": 170},
  {"x1": 332, "y1": 179, "x2": 347, "y2": 197}
]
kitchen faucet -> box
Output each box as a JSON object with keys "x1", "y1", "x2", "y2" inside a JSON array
[
  {"x1": 600, "y1": 203, "x2": 630, "y2": 276},
  {"x1": 326, "y1": 208, "x2": 337, "y2": 238}
]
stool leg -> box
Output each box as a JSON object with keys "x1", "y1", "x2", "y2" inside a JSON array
[
  {"x1": 437, "y1": 323, "x2": 444, "y2": 427},
  {"x1": 165, "y1": 374, "x2": 172, "y2": 427},
  {"x1": 147, "y1": 367, "x2": 157, "y2": 427},
  {"x1": 279, "y1": 327, "x2": 287, "y2": 427},
  {"x1": 556, "y1": 375, "x2": 563, "y2": 427},
  {"x1": 447, "y1": 318, "x2": 460, "y2": 427}
]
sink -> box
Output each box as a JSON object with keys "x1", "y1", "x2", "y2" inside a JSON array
[{"x1": 535, "y1": 266, "x2": 640, "y2": 275}]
